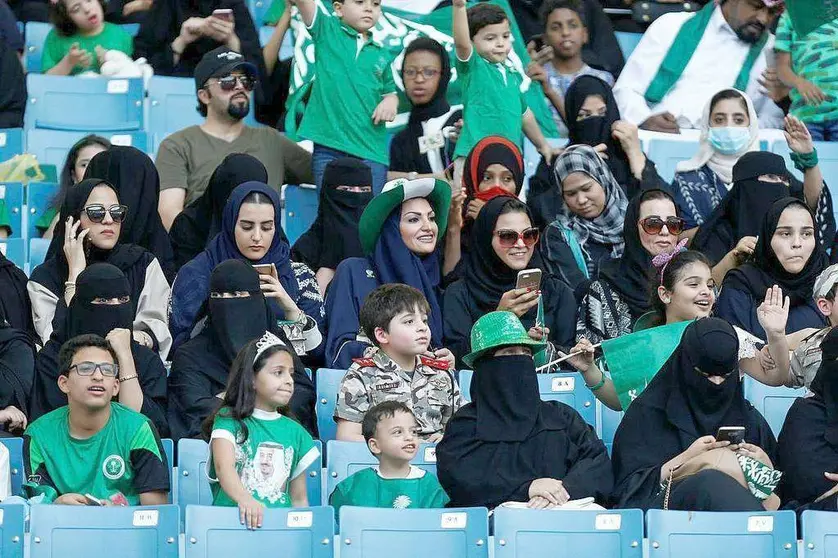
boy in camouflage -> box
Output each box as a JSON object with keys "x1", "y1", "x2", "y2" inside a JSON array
[{"x1": 335, "y1": 284, "x2": 464, "y2": 442}]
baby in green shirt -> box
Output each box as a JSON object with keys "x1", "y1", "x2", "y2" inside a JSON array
[
  {"x1": 330, "y1": 401, "x2": 449, "y2": 521},
  {"x1": 43, "y1": 0, "x2": 133, "y2": 75}
]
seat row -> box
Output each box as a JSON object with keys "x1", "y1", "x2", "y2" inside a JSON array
[{"x1": 0, "y1": 503, "x2": 834, "y2": 558}]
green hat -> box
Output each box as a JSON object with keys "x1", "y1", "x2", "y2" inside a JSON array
[
  {"x1": 358, "y1": 177, "x2": 452, "y2": 254},
  {"x1": 462, "y1": 311, "x2": 546, "y2": 368}
]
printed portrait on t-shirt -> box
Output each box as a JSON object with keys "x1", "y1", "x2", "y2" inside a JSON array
[{"x1": 240, "y1": 442, "x2": 294, "y2": 504}]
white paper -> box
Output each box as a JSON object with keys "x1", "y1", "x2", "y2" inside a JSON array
[
  {"x1": 423, "y1": 447, "x2": 437, "y2": 462},
  {"x1": 440, "y1": 512, "x2": 467, "y2": 529},
  {"x1": 747, "y1": 516, "x2": 774, "y2": 533},
  {"x1": 106, "y1": 80, "x2": 129, "y2": 94},
  {"x1": 551, "y1": 376, "x2": 575, "y2": 392},
  {"x1": 287, "y1": 511, "x2": 313, "y2": 528},
  {"x1": 132, "y1": 510, "x2": 159, "y2": 527}
]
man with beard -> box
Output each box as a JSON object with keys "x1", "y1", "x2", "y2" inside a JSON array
[
  {"x1": 155, "y1": 47, "x2": 313, "y2": 230},
  {"x1": 612, "y1": 0, "x2": 785, "y2": 133}
]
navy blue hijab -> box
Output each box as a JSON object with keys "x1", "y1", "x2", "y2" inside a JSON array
[{"x1": 370, "y1": 209, "x2": 443, "y2": 347}]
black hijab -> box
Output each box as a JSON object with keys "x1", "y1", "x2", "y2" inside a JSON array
[
  {"x1": 33, "y1": 179, "x2": 146, "y2": 296},
  {"x1": 66, "y1": 263, "x2": 135, "y2": 339},
  {"x1": 0, "y1": 251, "x2": 33, "y2": 337},
  {"x1": 291, "y1": 158, "x2": 372, "y2": 271},
  {"x1": 693, "y1": 152, "x2": 798, "y2": 265},
  {"x1": 565, "y1": 75, "x2": 631, "y2": 187},
  {"x1": 81, "y1": 146, "x2": 175, "y2": 278},
  {"x1": 598, "y1": 189, "x2": 671, "y2": 320},
  {"x1": 724, "y1": 197, "x2": 828, "y2": 307},
  {"x1": 811, "y1": 328, "x2": 838, "y2": 447},
  {"x1": 464, "y1": 197, "x2": 543, "y2": 312},
  {"x1": 169, "y1": 153, "x2": 268, "y2": 271},
  {"x1": 0, "y1": 322, "x2": 34, "y2": 417}
]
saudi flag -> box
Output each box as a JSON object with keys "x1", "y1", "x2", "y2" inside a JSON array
[{"x1": 267, "y1": 0, "x2": 559, "y2": 139}]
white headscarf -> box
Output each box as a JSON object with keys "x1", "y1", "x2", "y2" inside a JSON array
[{"x1": 676, "y1": 89, "x2": 760, "y2": 185}]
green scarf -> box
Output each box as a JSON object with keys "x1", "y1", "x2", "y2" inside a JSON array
[{"x1": 644, "y1": 3, "x2": 768, "y2": 104}]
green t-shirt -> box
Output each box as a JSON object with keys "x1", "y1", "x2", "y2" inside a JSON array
[
  {"x1": 41, "y1": 23, "x2": 133, "y2": 75},
  {"x1": 35, "y1": 207, "x2": 58, "y2": 235},
  {"x1": 209, "y1": 408, "x2": 319, "y2": 508},
  {"x1": 775, "y1": 13, "x2": 838, "y2": 124},
  {"x1": 453, "y1": 50, "x2": 528, "y2": 158},
  {"x1": 0, "y1": 199, "x2": 11, "y2": 234},
  {"x1": 297, "y1": 9, "x2": 397, "y2": 165},
  {"x1": 23, "y1": 403, "x2": 170, "y2": 504},
  {"x1": 330, "y1": 466, "x2": 449, "y2": 520}
]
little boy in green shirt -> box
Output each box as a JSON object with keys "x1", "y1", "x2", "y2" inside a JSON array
[
  {"x1": 330, "y1": 401, "x2": 449, "y2": 520},
  {"x1": 452, "y1": 0, "x2": 554, "y2": 187},
  {"x1": 291, "y1": 0, "x2": 398, "y2": 193}
]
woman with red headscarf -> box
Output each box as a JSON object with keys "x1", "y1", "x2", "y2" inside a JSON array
[{"x1": 444, "y1": 136, "x2": 525, "y2": 281}]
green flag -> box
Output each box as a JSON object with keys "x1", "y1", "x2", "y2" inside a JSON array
[
  {"x1": 784, "y1": 0, "x2": 838, "y2": 37},
  {"x1": 601, "y1": 320, "x2": 693, "y2": 410},
  {"x1": 275, "y1": 0, "x2": 559, "y2": 139}
]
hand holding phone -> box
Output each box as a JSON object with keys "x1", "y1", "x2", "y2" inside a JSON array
[
  {"x1": 84, "y1": 494, "x2": 104, "y2": 506},
  {"x1": 516, "y1": 269, "x2": 542, "y2": 291},
  {"x1": 715, "y1": 426, "x2": 746, "y2": 445},
  {"x1": 212, "y1": 8, "x2": 233, "y2": 21},
  {"x1": 253, "y1": 263, "x2": 278, "y2": 281}
]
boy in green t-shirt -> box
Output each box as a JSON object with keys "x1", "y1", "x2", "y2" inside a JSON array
[
  {"x1": 775, "y1": 12, "x2": 838, "y2": 141},
  {"x1": 330, "y1": 401, "x2": 449, "y2": 520},
  {"x1": 290, "y1": 0, "x2": 398, "y2": 194},
  {"x1": 23, "y1": 334, "x2": 170, "y2": 506},
  {"x1": 452, "y1": 0, "x2": 554, "y2": 187}
]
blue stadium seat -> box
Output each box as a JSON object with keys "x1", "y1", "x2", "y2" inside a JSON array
[
  {"x1": 25, "y1": 75, "x2": 144, "y2": 132},
  {"x1": 316, "y1": 368, "x2": 345, "y2": 444},
  {"x1": 615, "y1": 32, "x2": 642, "y2": 59},
  {"x1": 742, "y1": 376, "x2": 807, "y2": 437},
  {"x1": 325, "y1": 440, "x2": 438, "y2": 505},
  {"x1": 25, "y1": 182, "x2": 58, "y2": 241},
  {"x1": 29, "y1": 504, "x2": 180, "y2": 558},
  {"x1": 599, "y1": 403, "x2": 624, "y2": 456},
  {"x1": 459, "y1": 371, "x2": 596, "y2": 428},
  {"x1": 283, "y1": 184, "x2": 318, "y2": 245},
  {"x1": 0, "y1": 182, "x2": 24, "y2": 238},
  {"x1": 259, "y1": 26, "x2": 296, "y2": 59},
  {"x1": 801, "y1": 510, "x2": 838, "y2": 558},
  {"x1": 645, "y1": 139, "x2": 700, "y2": 183},
  {"x1": 772, "y1": 139, "x2": 838, "y2": 188},
  {"x1": 493, "y1": 508, "x2": 644, "y2": 558},
  {"x1": 0, "y1": 504, "x2": 24, "y2": 558},
  {"x1": 339, "y1": 506, "x2": 490, "y2": 558},
  {"x1": 29, "y1": 238, "x2": 50, "y2": 271},
  {"x1": 646, "y1": 510, "x2": 797, "y2": 558},
  {"x1": 161, "y1": 438, "x2": 174, "y2": 503},
  {"x1": 185, "y1": 505, "x2": 335, "y2": 558},
  {"x1": 24, "y1": 21, "x2": 50, "y2": 74},
  {"x1": 248, "y1": 0, "x2": 272, "y2": 27},
  {"x1": 177, "y1": 438, "x2": 322, "y2": 526},
  {"x1": 0, "y1": 438, "x2": 24, "y2": 498},
  {"x1": 0, "y1": 128, "x2": 24, "y2": 162},
  {"x1": 26, "y1": 130, "x2": 149, "y2": 170},
  {"x1": 0, "y1": 238, "x2": 26, "y2": 269}
]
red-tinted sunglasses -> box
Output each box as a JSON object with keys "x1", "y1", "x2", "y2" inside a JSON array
[{"x1": 495, "y1": 227, "x2": 540, "y2": 248}]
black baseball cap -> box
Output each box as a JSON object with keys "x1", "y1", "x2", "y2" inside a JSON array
[{"x1": 194, "y1": 46, "x2": 258, "y2": 90}]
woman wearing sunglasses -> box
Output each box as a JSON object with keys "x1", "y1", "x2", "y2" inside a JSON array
[
  {"x1": 443, "y1": 197, "x2": 576, "y2": 368},
  {"x1": 28, "y1": 179, "x2": 172, "y2": 359},
  {"x1": 541, "y1": 145, "x2": 629, "y2": 293}
]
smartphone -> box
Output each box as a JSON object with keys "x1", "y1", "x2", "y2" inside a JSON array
[
  {"x1": 85, "y1": 494, "x2": 104, "y2": 506},
  {"x1": 253, "y1": 263, "x2": 278, "y2": 281},
  {"x1": 716, "y1": 426, "x2": 746, "y2": 445},
  {"x1": 212, "y1": 8, "x2": 233, "y2": 21},
  {"x1": 516, "y1": 268, "x2": 542, "y2": 291},
  {"x1": 531, "y1": 33, "x2": 545, "y2": 51}
]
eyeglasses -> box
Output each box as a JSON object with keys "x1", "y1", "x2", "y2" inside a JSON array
[
  {"x1": 69, "y1": 361, "x2": 119, "y2": 377},
  {"x1": 639, "y1": 216, "x2": 686, "y2": 236},
  {"x1": 495, "y1": 227, "x2": 540, "y2": 248},
  {"x1": 83, "y1": 204, "x2": 127, "y2": 224},
  {"x1": 403, "y1": 68, "x2": 441, "y2": 80},
  {"x1": 213, "y1": 74, "x2": 257, "y2": 92}
]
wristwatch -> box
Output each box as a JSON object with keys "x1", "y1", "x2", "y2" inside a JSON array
[{"x1": 407, "y1": 171, "x2": 418, "y2": 180}]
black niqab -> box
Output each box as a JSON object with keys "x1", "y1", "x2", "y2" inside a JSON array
[
  {"x1": 67, "y1": 263, "x2": 135, "y2": 339},
  {"x1": 0, "y1": 251, "x2": 33, "y2": 337}
]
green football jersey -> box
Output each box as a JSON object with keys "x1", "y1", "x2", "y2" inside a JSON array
[{"x1": 330, "y1": 466, "x2": 449, "y2": 520}]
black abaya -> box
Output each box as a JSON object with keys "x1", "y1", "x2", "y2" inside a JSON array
[{"x1": 0, "y1": 325, "x2": 34, "y2": 424}]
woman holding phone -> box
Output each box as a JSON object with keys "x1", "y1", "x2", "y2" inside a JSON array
[
  {"x1": 443, "y1": 197, "x2": 576, "y2": 368},
  {"x1": 28, "y1": 179, "x2": 171, "y2": 357},
  {"x1": 169, "y1": 181, "x2": 324, "y2": 357}
]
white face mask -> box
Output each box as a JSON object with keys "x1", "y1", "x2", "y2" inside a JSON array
[{"x1": 708, "y1": 126, "x2": 752, "y2": 155}]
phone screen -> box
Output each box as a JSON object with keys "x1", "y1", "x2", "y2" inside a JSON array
[{"x1": 716, "y1": 427, "x2": 745, "y2": 445}]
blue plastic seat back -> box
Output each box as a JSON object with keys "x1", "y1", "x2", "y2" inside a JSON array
[
  {"x1": 0, "y1": 128, "x2": 24, "y2": 162},
  {"x1": 25, "y1": 182, "x2": 59, "y2": 241},
  {"x1": 28, "y1": 238, "x2": 50, "y2": 272},
  {"x1": 26, "y1": 130, "x2": 149, "y2": 170},
  {"x1": 742, "y1": 376, "x2": 807, "y2": 437},
  {"x1": 493, "y1": 508, "x2": 644, "y2": 558},
  {"x1": 615, "y1": 32, "x2": 643, "y2": 59},
  {"x1": 185, "y1": 505, "x2": 335, "y2": 558},
  {"x1": 25, "y1": 75, "x2": 144, "y2": 132},
  {"x1": 248, "y1": 0, "x2": 272, "y2": 27},
  {"x1": 0, "y1": 182, "x2": 24, "y2": 238},
  {"x1": 24, "y1": 22, "x2": 50, "y2": 74},
  {"x1": 0, "y1": 238, "x2": 26, "y2": 269},
  {"x1": 0, "y1": 438, "x2": 24, "y2": 498},
  {"x1": 646, "y1": 510, "x2": 797, "y2": 558},
  {"x1": 325, "y1": 440, "x2": 438, "y2": 505},
  {"x1": 0, "y1": 504, "x2": 25, "y2": 558},
  {"x1": 801, "y1": 510, "x2": 838, "y2": 558},
  {"x1": 316, "y1": 368, "x2": 345, "y2": 445},
  {"x1": 645, "y1": 139, "x2": 700, "y2": 183},
  {"x1": 283, "y1": 184, "x2": 318, "y2": 245},
  {"x1": 339, "y1": 506, "x2": 490, "y2": 558},
  {"x1": 29, "y1": 504, "x2": 180, "y2": 558},
  {"x1": 599, "y1": 404, "x2": 624, "y2": 456}
]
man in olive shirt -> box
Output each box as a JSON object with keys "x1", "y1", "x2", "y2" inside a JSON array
[{"x1": 155, "y1": 47, "x2": 313, "y2": 230}]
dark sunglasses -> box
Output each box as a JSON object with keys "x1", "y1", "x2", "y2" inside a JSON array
[
  {"x1": 214, "y1": 74, "x2": 256, "y2": 92},
  {"x1": 639, "y1": 216, "x2": 686, "y2": 236},
  {"x1": 69, "y1": 361, "x2": 119, "y2": 377},
  {"x1": 496, "y1": 227, "x2": 540, "y2": 248},
  {"x1": 84, "y1": 204, "x2": 127, "y2": 224}
]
